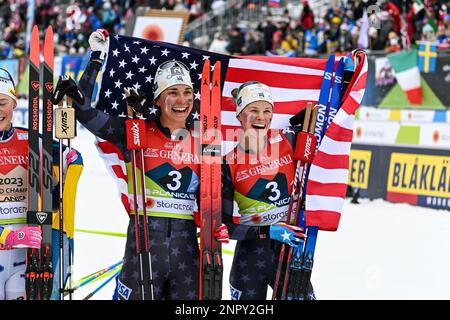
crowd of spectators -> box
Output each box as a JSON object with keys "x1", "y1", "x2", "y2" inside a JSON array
[
  {"x1": 0, "y1": 0, "x2": 207, "y2": 59},
  {"x1": 208, "y1": 0, "x2": 450, "y2": 56},
  {"x1": 0, "y1": 0, "x2": 449, "y2": 60}
]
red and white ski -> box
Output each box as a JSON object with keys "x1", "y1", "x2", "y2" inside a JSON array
[{"x1": 199, "y1": 60, "x2": 223, "y2": 300}]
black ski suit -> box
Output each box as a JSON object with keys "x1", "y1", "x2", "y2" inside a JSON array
[
  {"x1": 76, "y1": 58, "x2": 200, "y2": 300},
  {"x1": 222, "y1": 126, "x2": 315, "y2": 300}
]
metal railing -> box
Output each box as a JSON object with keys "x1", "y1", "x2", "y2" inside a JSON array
[
  {"x1": 185, "y1": 0, "x2": 331, "y2": 50},
  {"x1": 186, "y1": 0, "x2": 271, "y2": 49}
]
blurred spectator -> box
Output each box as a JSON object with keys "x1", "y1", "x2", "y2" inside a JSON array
[
  {"x1": 437, "y1": 23, "x2": 449, "y2": 49},
  {"x1": 300, "y1": 0, "x2": 315, "y2": 31},
  {"x1": 66, "y1": 4, "x2": 86, "y2": 32},
  {"x1": 162, "y1": 0, "x2": 176, "y2": 10},
  {"x1": 369, "y1": 27, "x2": 386, "y2": 51},
  {"x1": 0, "y1": 1, "x2": 12, "y2": 27},
  {"x1": 173, "y1": 0, "x2": 189, "y2": 11},
  {"x1": 304, "y1": 28, "x2": 319, "y2": 55},
  {"x1": 386, "y1": 31, "x2": 401, "y2": 52},
  {"x1": 188, "y1": 0, "x2": 203, "y2": 21},
  {"x1": 243, "y1": 30, "x2": 265, "y2": 55},
  {"x1": 380, "y1": 0, "x2": 402, "y2": 34},
  {"x1": 211, "y1": 0, "x2": 226, "y2": 15},
  {"x1": 209, "y1": 31, "x2": 229, "y2": 54},
  {"x1": 3, "y1": 26, "x2": 18, "y2": 46},
  {"x1": 259, "y1": 19, "x2": 277, "y2": 52},
  {"x1": 280, "y1": 31, "x2": 298, "y2": 53},
  {"x1": 422, "y1": 23, "x2": 437, "y2": 41},
  {"x1": 271, "y1": 26, "x2": 283, "y2": 52},
  {"x1": 102, "y1": 1, "x2": 118, "y2": 33},
  {"x1": 227, "y1": 26, "x2": 245, "y2": 55},
  {"x1": 338, "y1": 22, "x2": 353, "y2": 52}
]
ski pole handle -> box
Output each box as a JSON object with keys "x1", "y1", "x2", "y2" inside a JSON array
[
  {"x1": 55, "y1": 105, "x2": 76, "y2": 139},
  {"x1": 125, "y1": 118, "x2": 148, "y2": 150},
  {"x1": 294, "y1": 133, "x2": 317, "y2": 163}
]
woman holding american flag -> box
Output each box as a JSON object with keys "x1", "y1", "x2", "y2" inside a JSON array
[
  {"x1": 72, "y1": 29, "x2": 229, "y2": 300},
  {"x1": 221, "y1": 81, "x2": 315, "y2": 300}
]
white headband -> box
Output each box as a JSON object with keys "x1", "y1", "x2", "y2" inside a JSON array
[
  {"x1": 235, "y1": 82, "x2": 273, "y2": 116},
  {"x1": 153, "y1": 60, "x2": 193, "y2": 99},
  {"x1": 0, "y1": 75, "x2": 16, "y2": 103}
]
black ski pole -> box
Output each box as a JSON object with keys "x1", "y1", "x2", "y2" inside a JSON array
[{"x1": 52, "y1": 75, "x2": 85, "y2": 300}]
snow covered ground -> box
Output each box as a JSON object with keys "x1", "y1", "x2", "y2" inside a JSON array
[{"x1": 71, "y1": 128, "x2": 450, "y2": 300}]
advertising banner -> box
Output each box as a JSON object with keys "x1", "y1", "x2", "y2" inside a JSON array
[
  {"x1": 387, "y1": 153, "x2": 450, "y2": 210},
  {"x1": 348, "y1": 149, "x2": 372, "y2": 190},
  {"x1": 350, "y1": 144, "x2": 450, "y2": 211}
]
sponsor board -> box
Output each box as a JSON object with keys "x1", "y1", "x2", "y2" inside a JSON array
[
  {"x1": 353, "y1": 121, "x2": 450, "y2": 149},
  {"x1": 356, "y1": 107, "x2": 448, "y2": 123},
  {"x1": 357, "y1": 107, "x2": 391, "y2": 121},
  {"x1": 400, "y1": 110, "x2": 436, "y2": 122},
  {"x1": 419, "y1": 123, "x2": 450, "y2": 148},
  {"x1": 353, "y1": 121, "x2": 399, "y2": 145},
  {"x1": 387, "y1": 153, "x2": 450, "y2": 198},
  {"x1": 348, "y1": 150, "x2": 372, "y2": 189}
]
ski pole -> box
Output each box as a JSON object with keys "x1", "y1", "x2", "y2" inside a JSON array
[
  {"x1": 82, "y1": 269, "x2": 121, "y2": 300},
  {"x1": 75, "y1": 261, "x2": 123, "y2": 286},
  {"x1": 132, "y1": 98, "x2": 154, "y2": 299},
  {"x1": 124, "y1": 89, "x2": 154, "y2": 299},
  {"x1": 65, "y1": 261, "x2": 123, "y2": 296},
  {"x1": 280, "y1": 105, "x2": 317, "y2": 299},
  {"x1": 52, "y1": 75, "x2": 85, "y2": 300},
  {"x1": 126, "y1": 116, "x2": 145, "y2": 300},
  {"x1": 272, "y1": 102, "x2": 315, "y2": 299},
  {"x1": 279, "y1": 55, "x2": 336, "y2": 300}
]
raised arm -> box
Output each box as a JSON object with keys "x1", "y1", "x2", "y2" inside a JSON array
[{"x1": 75, "y1": 29, "x2": 126, "y2": 150}]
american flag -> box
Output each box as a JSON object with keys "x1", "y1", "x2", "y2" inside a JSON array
[
  {"x1": 93, "y1": 34, "x2": 229, "y2": 122},
  {"x1": 306, "y1": 50, "x2": 368, "y2": 231},
  {"x1": 93, "y1": 34, "x2": 368, "y2": 231}
]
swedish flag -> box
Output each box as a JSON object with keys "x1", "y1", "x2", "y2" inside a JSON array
[{"x1": 418, "y1": 41, "x2": 437, "y2": 73}]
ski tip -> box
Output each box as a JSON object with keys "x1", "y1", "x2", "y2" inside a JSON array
[
  {"x1": 336, "y1": 57, "x2": 345, "y2": 71},
  {"x1": 325, "y1": 54, "x2": 336, "y2": 69},
  {"x1": 44, "y1": 27, "x2": 54, "y2": 68},
  {"x1": 45, "y1": 26, "x2": 54, "y2": 44},
  {"x1": 202, "y1": 59, "x2": 211, "y2": 74},
  {"x1": 30, "y1": 26, "x2": 40, "y2": 66},
  {"x1": 212, "y1": 61, "x2": 221, "y2": 84}
]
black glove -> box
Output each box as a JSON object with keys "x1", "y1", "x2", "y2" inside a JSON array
[
  {"x1": 289, "y1": 107, "x2": 307, "y2": 126},
  {"x1": 123, "y1": 87, "x2": 150, "y2": 115},
  {"x1": 52, "y1": 75, "x2": 85, "y2": 105}
]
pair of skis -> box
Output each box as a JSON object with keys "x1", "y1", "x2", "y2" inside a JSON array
[
  {"x1": 199, "y1": 60, "x2": 223, "y2": 300},
  {"x1": 26, "y1": 25, "x2": 81, "y2": 300},
  {"x1": 273, "y1": 54, "x2": 347, "y2": 300},
  {"x1": 25, "y1": 25, "x2": 55, "y2": 300},
  {"x1": 287, "y1": 56, "x2": 344, "y2": 301}
]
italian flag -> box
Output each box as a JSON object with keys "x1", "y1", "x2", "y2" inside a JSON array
[{"x1": 388, "y1": 50, "x2": 422, "y2": 105}]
